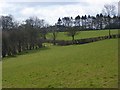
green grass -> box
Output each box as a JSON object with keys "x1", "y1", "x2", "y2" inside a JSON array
[
  {"x1": 47, "y1": 29, "x2": 118, "y2": 40},
  {"x1": 2, "y1": 38, "x2": 118, "y2": 88}
]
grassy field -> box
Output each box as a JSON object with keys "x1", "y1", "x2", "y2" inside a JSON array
[
  {"x1": 2, "y1": 38, "x2": 118, "y2": 88},
  {"x1": 47, "y1": 29, "x2": 118, "y2": 40}
]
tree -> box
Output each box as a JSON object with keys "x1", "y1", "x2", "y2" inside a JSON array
[
  {"x1": 110, "y1": 15, "x2": 120, "y2": 29},
  {"x1": 96, "y1": 14, "x2": 100, "y2": 29},
  {"x1": 81, "y1": 15, "x2": 87, "y2": 30},
  {"x1": 62, "y1": 17, "x2": 73, "y2": 27},
  {"x1": 66, "y1": 26, "x2": 78, "y2": 42},
  {"x1": 57, "y1": 18, "x2": 62, "y2": 26},
  {"x1": 1, "y1": 15, "x2": 14, "y2": 31},
  {"x1": 87, "y1": 15, "x2": 92, "y2": 29},
  {"x1": 1, "y1": 15, "x2": 44, "y2": 57},
  {"x1": 84, "y1": 15, "x2": 87, "y2": 29},
  {"x1": 99, "y1": 13, "x2": 104, "y2": 29},
  {"x1": 2, "y1": 15, "x2": 17, "y2": 56},
  {"x1": 102, "y1": 4, "x2": 116, "y2": 17},
  {"x1": 81, "y1": 16, "x2": 84, "y2": 29},
  {"x1": 102, "y1": 4, "x2": 116, "y2": 38},
  {"x1": 75, "y1": 15, "x2": 81, "y2": 26},
  {"x1": 25, "y1": 17, "x2": 39, "y2": 49},
  {"x1": 49, "y1": 25, "x2": 59, "y2": 45},
  {"x1": 91, "y1": 16, "x2": 96, "y2": 29},
  {"x1": 2, "y1": 31, "x2": 9, "y2": 57}
]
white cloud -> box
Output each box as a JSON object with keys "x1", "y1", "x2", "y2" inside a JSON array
[
  {"x1": 0, "y1": 0, "x2": 80, "y2": 2},
  {"x1": 19, "y1": 4, "x2": 86, "y2": 25},
  {"x1": 0, "y1": 2, "x2": 7, "y2": 15},
  {"x1": 20, "y1": 7, "x2": 35, "y2": 16},
  {"x1": 0, "y1": 0, "x2": 119, "y2": 25}
]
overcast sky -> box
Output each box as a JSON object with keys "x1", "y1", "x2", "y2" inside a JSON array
[{"x1": 0, "y1": 0, "x2": 119, "y2": 25}]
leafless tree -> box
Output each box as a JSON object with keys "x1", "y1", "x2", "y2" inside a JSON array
[
  {"x1": 66, "y1": 26, "x2": 78, "y2": 42},
  {"x1": 50, "y1": 26, "x2": 59, "y2": 45},
  {"x1": 102, "y1": 4, "x2": 116, "y2": 38}
]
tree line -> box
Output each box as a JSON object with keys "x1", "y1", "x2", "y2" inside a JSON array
[
  {"x1": 56, "y1": 4, "x2": 120, "y2": 30},
  {"x1": 1, "y1": 16, "x2": 50, "y2": 57},
  {"x1": 57, "y1": 14, "x2": 120, "y2": 30},
  {"x1": 1, "y1": 4, "x2": 120, "y2": 57},
  {"x1": 56, "y1": 4, "x2": 120, "y2": 40}
]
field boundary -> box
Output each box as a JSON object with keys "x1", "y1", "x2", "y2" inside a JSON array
[{"x1": 45, "y1": 34, "x2": 120, "y2": 46}]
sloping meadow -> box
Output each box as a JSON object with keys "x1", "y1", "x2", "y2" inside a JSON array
[{"x1": 2, "y1": 38, "x2": 118, "y2": 88}]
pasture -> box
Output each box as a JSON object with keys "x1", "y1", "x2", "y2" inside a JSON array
[
  {"x1": 2, "y1": 38, "x2": 118, "y2": 88},
  {"x1": 47, "y1": 29, "x2": 118, "y2": 40}
]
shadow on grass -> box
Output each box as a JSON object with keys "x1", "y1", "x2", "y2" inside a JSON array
[{"x1": 3, "y1": 46, "x2": 50, "y2": 60}]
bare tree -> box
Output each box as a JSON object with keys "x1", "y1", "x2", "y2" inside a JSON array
[
  {"x1": 102, "y1": 4, "x2": 116, "y2": 16},
  {"x1": 66, "y1": 26, "x2": 78, "y2": 42},
  {"x1": 50, "y1": 26, "x2": 59, "y2": 45},
  {"x1": 2, "y1": 15, "x2": 44, "y2": 57},
  {"x1": 102, "y1": 4, "x2": 116, "y2": 38}
]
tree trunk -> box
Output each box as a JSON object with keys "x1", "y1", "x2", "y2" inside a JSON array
[
  {"x1": 12, "y1": 46, "x2": 17, "y2": 55},
  {"x1": 26, "y1": 43, "x2": 29, "y2": 50},
  {"x1": 8, "y1": 49, "x2": 11, "y2": 56},
  {"x1": 72, "y1": 35, "x2": 74, "y2": 44},
  {"x1": 29, "y1": 45, "x2": 32, "y2": 50},
  {"x1": 85, "y1": 19, "x2": 86, "y2": 29},
  {"x1": 2, "y1": 49, "x2": 6, "y2": 57},
  {"x1": 53, "y1": 32, "x2": 56, "y2": 45},
  {"x1": 82, "y1": 20, "x2": 83, "y2": 30},
  {"x1": 72, "y1": 35, "x2": 74, "y2": 41},
  {"x1": 100, "y1": 21, "x2": 102, "y2": 30},
  {"x1": 109, "y1": 21, "x2": 111, "y2": 39},
  {"x1": 18, "y1": 41, "x2": 22, "y2": 52},
  {"x1": 53, "y1": 38, "x2": 56, "y2": 45},
  {"x1": 43, "y1": 34, "x2": 46, "y2": 40},
  {"x1": 109, "y1": 29, "x2": 111, "y2": 39}
]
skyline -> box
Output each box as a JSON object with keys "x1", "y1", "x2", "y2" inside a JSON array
[{"x1": 0, "y1": 0, "x2": 119, "y2": 25}]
